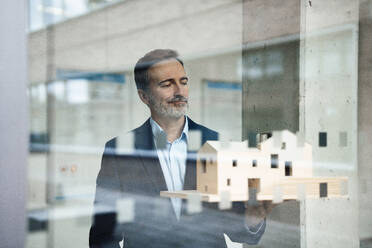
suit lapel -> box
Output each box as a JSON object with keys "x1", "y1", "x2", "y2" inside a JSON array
[
  {"x1": 183, "y1": 151, "x2": 197, "y2": 190},
  {"x1": 183, "y1": 117, "x2": 203, "y2": 191},
  {"x1": 179, "y1": 151, "x2": 196, "y2": 218},
  {"x1": 134, "y1": 119, "x2": 168, "y2": 192},
  {"x1": 181, "y1": 118, "x2": 200, "y2": 216}
]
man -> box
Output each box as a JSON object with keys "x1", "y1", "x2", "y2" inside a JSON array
[{"x1": 89, "y1": 49, "x2": 272, "y2": 248}]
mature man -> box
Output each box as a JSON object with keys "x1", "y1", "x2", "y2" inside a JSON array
[{"x1": 89, "y1": 49, "x2": 271, "y2": 248}]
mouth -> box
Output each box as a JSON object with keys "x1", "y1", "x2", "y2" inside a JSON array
[{"x1": 169, "y1": 101, "x2": 187, "y2": 105}]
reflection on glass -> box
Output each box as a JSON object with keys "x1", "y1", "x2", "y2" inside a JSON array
[
  {"x1": 66, "y1": 80, "x2": 89, "y2": 104},
  {"x1": 29, "y1": 0, "x2": 122, "y2": 31},
  {"x1": 25, "y1": 0, "x2": 370, "y2": 247}
]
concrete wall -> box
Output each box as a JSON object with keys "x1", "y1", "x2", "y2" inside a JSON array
[
  {"x1": 242, "y1": 0, "x2": 300, "y2": 144},
  {"x1": 242, "y1": 0, "x2": 362, "y2": 247},
  {"x1": 358, "y1": 0, "x2": 372, "y2": 241},
  {"x1": 299, "y1": 0, "x2": 359, "y2": 247},
  {"x1": 242, "y1": 41, "x2": 300, "y2": 142},
  {"x1": 28, "y1": 0, "x2": 243, "y2": 83},
  {"x1": 242, "y1": 1, "x2": 302, "y2": 246}
]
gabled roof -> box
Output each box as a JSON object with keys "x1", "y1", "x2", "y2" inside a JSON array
[
  {"x1": 260, "y1": 129, "x2": 298, "y2": 146},
  {"x1": 201, "y1": 140, "x2": 258, "y2": 152},
  {"x1": 200, "y1": 130, "x2": 306, "y2": 153}
]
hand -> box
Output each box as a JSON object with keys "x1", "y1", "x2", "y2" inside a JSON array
[{"x1": 245, "y1": 200, "x2": 277, "y2": 227}]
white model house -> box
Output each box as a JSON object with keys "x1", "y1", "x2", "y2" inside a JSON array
[{"x1": 161, "y1": 130, "x2": 347, "y2": 202}]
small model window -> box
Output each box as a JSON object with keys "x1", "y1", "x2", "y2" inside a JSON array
[
  {"x1": 258, "y1": 132, "x2": 272, "y2": 142},
  {"x1": 248, "y1": 178, "x2": 260, "y2": 193},
  {"x1": 227, "y1": 178, "x2": 231, "y2": 186},
  {"x1": 319, "y1": 132, "x2": 327, "y2": 147},
  {"x1": 232, "y1": 159, "x2": 237, "y2": 167},
  {"x1": 281, "y1": 142, "x2": 286, "y2": 150},
  {"x1": 201, "y1": 159, "x2": 207, "y2": 173},
  {"x1": 209, "y1": 158, "x2": 214, "y2": 165},
  {"x1": 285, "y1": 161, "x2": 292, "y2": 176},
  {"x1": 252, "y1": 159, "x2": 257, "y2": 167},
  {"x1": 320, "y1": 183, "x2": 328, "y2": 197},
  {"x1": 271, "y1": 154, "x2": 279, "y2": 168},
  {"x1": 204, "y1": 185, "x2": 208, "y2": 192}
]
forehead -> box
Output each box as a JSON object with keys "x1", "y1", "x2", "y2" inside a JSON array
[{"x1": 148, "y1": 59, "x2": 185, "y2": 82}]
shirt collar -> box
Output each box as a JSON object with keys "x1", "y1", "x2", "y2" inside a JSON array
[{"x1": 150, "y1": 116, "x2": 189, "y2": 143}]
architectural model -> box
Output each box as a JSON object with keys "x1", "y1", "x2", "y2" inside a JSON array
[{"x1": 160, "y1": 130, "x2": 348, "y2": 202}]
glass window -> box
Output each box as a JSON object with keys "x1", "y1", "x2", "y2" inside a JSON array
[{"x1": 24, "y1": 0, "x2": 369, "y2": 248}]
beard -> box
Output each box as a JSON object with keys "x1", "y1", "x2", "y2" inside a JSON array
[{"x1": 148, "y1": 93, "x2": 188, "y2": 119}]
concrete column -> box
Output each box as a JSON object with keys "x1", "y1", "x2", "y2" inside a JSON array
[
  {"x1": 299, "y1": 0, "x2": 359, "y2": 247},
  {"x1": 358, "y1": 0, "x2": 372, "y2": 241},
  {"x1": 0, "y1": 0, "x2": 28, "y2": 247}
]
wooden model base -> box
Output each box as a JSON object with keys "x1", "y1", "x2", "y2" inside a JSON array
[{"x1": 160, "y1": 177, "x2": 348, "y2": 202}]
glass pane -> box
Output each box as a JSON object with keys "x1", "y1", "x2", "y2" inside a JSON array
[{"x1": 26, "y1": 1, "x2": 371, "y2": 248}]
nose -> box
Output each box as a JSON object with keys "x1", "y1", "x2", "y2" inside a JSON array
[{"x1": 173, "y1": 81, "x2": 187, "y2": 96}]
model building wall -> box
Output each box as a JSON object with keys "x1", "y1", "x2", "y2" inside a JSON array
[
  {"x1": 197, "y1": 130, "x2": 312, "y2": 198},
  {"x1": 197, "y1": 143, "x2": 218, "y2": 194}
]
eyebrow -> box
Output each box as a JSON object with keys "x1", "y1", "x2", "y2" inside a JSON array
[{"x1": 157, "y1": 76, "x2": 188, "y2": 85}]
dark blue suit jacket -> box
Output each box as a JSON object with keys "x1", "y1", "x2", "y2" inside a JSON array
[{"x1": 89, "y1": 117, "x2": 265, "y2": 248}]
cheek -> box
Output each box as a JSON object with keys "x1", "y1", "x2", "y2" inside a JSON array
[
  {"x1": 154, "y1": 90, "x2": 172, "y2": 102},
  {"x1": 183, "y1": 88, "x2": 189, "y2": 97}
]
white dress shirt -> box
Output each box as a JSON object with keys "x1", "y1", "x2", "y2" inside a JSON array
[{"x1": 150, "y1": 117, "x2": 188, "y2": 220}]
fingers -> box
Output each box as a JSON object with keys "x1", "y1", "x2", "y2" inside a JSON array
[
  {"x1": 262, "y1": 200, "x2": 277, "y2": 214},
  {"x1": 245, "y1": 200, "x2": 278, "y2": 218}
]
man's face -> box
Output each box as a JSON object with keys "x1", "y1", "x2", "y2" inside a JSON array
[{"x1": 145, "y1": 59, "x2": 189, "y2": 119}]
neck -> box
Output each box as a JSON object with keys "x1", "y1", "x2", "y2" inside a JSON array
[{"x1": 151, "y1": 113, "x2": 186, "y2": 143}]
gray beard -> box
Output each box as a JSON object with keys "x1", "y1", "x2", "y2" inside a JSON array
[{"x1": 148, "y1": 93, "x2": 188, "y2": 119}]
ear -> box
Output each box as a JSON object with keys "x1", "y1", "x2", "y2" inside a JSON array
[{"x1": 138, "y1": 89, "x2": 150, "y2": 106}]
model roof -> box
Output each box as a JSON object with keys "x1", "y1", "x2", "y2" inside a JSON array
[{"x1": 202, "y1": 140, "x2": 259, "y2": 152}]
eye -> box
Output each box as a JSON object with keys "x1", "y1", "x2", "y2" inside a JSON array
[
  {"x1": 181, "y1": 78, "x2": 188, "y2": 85},
  {"x1": 160, "y1": 82, "x2": 171, "y2": 87},
  {"x1": 159, "y1": 81, "x2": 171, "y2": 87}
]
